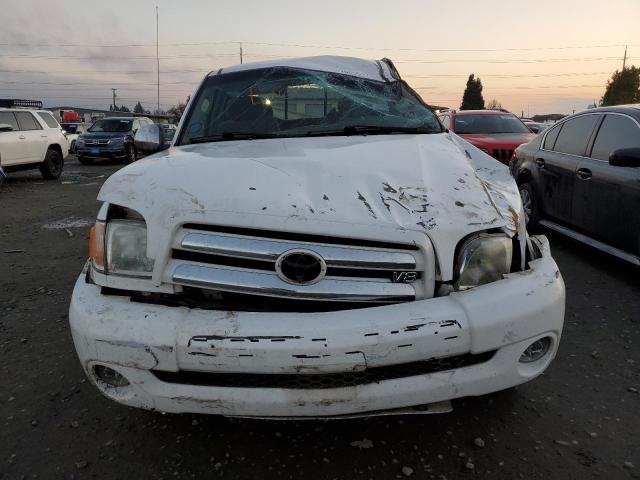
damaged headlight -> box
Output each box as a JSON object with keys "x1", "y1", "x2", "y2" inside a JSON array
[
  {"x1": 455, "y1": 233, "x2": 512, "y2": 290},
  {"x1": 90, "y1": 212, "x2": 154, "y2": 277},
  {"x1": 105, "y1": 219, "x2": 154, "y2": 276}
]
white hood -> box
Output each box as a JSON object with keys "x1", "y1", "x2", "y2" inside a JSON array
[{"x1": 98, "y1": 133, "x2": 523, "y2": 280}]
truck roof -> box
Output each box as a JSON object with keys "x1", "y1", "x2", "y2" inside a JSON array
[{"x1": 213, "y1": 55, "x2": 399, "y2": 83}]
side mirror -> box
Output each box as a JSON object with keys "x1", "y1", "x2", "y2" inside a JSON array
[
  {"x1": 0, "y1": 123, "x2": 14, "y2": 132},
  {"x1": 134, "y1": 124, "x2": 168, "y2": 153},
  {"x1": 609, "y1": 148, "x2": 640, "y2": 167}
]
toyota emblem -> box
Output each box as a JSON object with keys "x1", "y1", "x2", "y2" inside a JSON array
[{"x1": 275, "y1": 249, "x2": 327, "y2": 285}]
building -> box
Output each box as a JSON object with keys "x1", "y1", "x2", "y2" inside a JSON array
[{"x1": 46, "y1": 106, "x2": 170, "y2": 125}]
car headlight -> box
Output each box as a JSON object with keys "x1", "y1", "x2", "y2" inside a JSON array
[
  {"x1": 455, "y1": 233, "x2": 513, "y2": 290},
  {"x1": 90, "y1": 217, "x2": 154, "y2": 277},
  {"x1": 76, "y1": 137, "x2": 85, "y2": 146},
  {"x1": 109, "y1": 137, "x2": 124, "y2": 146}
]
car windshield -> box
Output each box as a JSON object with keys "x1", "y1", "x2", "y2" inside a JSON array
[
  {"x1": 178, "y1": 67, "x2": 442, "y2": 145},
  {"x1": 89, "y1": 119, "x2": 132, "y2": 133},
  {"x1": 454, "y1": 114, "x2": 531, "y2": 134}
]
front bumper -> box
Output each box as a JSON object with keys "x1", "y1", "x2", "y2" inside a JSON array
[
  {"x1": 69, "y1": 240, "x2": 565, "y2": 417},
  {"x1": 75, "y1": 145, "x2": 126, "y2": 159}
]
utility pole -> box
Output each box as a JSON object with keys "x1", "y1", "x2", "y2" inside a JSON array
[
  {"x1": 622, "y1": 45, "x2": 628, "y2": 70},
  {"x1": 111, "y1": 88, "x2": 117, "y2": 109},
  {"x1": 239, "y1": 42, "x2": 243, "y2": 64},
  {"x1": 156, "y1": 6, "x2": 160, "y2": 113}
]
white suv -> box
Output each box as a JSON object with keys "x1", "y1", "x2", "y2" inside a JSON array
[{"x1": 0, "y1": 108, "x2": 69, "y2": 179}]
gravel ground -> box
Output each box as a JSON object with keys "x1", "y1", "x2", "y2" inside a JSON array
[{"x1": 1, "y1": 157, "x2": 638, "y2": 480}]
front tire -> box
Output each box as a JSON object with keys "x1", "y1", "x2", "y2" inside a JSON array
[
  {"x1": 518, "y1": 182, "x2": 538, "y2": 229},
  {"x1": 39, "y1": 148, "x2": 64, "y2": 179},
  {"x1": 125, "y1": 144, "x2": 136, "y2": 163}
]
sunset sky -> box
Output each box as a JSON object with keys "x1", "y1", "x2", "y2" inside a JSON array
[{"x1": 1, "y1": 0, "x2": 638, "y2": 116}]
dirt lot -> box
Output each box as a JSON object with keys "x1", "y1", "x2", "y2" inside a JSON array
[{"x1": 1, "y1": 156, "x2": 638, "y2": 480}]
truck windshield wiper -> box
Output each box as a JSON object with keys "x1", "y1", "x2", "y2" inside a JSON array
[
  {"x1": 304, "y1": 125, "x2": 437, "y2": 136},
  {"x1": 189, "y1": 132, "x2": 279, "y2": 144}
]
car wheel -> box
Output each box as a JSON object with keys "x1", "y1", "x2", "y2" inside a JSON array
[
  {"x1": 39, "y1": 148, "x2": 64, "y2": 179},
  {"x1": 70, "y1": 140, "x2": 76, "y2": 153},
  {"x1": 125, "y1": 144, "x2": 136, "y2": 163},
  {"x1": 77, "y1": 155, "x2": 93, "y2": 165},
  {"x1": 518, "y1": 182, "x2": 538, "y2": 229}
]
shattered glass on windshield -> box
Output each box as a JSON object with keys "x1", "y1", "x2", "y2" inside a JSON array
[{"x1": 178, "y1": 67, "x2": 442, "y2": 144}]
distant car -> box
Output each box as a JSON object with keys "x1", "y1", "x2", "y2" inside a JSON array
[
  {"x1": 438, "y1": 110, "x2": 535, "y2": 163},
  {"x1": 511, "y1": 105, "x2": 640, "y2": 265},
  {"x1": 0, "y1": 108, "x2": 70, "y2": 179},
  {"x1": 75, "y1": 116, "x2": 153, "y2": 164},
  {"x1": 523, "y1": 121, "x2": 548, "y2": 134},
  {"x1": 160, "y1": 123, "x2": 177, "y2": 141},
  {"x1": 61, "y1": 123, "x2": 88, "y2": 153}
]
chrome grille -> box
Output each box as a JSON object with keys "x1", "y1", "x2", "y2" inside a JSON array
[
  {"x1": 168, "y1": 226, "x2": 426, "y2": 304},
  {"x1": 84, "y1": 139, "x2": 110, "y2": 146},
  {"x1": 492, "y1": 148, "x2": 513, "y2": 161}
]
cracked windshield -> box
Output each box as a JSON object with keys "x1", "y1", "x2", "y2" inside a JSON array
[
  {"x1": 1, "y1": 1, "x2": 638, "y2": 479},
  {"x1": 180, "y1": 67, "x2": 442, "y2": 144}
]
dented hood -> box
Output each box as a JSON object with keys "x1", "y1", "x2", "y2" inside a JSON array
[{"x1": 98, "y1": 133, "x2": 522, "y2": 280}]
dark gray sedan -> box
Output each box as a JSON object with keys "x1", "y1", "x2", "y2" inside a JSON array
[{"x1": 511, "y1": 105, "x2": 640, "y2": 265}]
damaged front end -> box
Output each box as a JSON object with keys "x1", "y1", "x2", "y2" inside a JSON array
[{"x1": 69, "y1": 55, "x2": 565, "y2": 418}]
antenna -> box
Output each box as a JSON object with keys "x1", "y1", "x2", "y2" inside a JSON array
[
  {"x1": 240, "y1": 42, "x2": 243, "y2": 64},
  {"x1": 156, "y1": 5, "x2": 160, "y2": 113}
]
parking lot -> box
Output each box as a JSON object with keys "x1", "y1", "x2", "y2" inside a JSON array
[{"x1": 0, "y1": 156, "x2": 638, "y2": 480}]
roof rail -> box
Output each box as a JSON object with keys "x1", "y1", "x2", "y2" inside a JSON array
[{"x1": 0, "y1": 99, "x2": 43, "y2": 109}]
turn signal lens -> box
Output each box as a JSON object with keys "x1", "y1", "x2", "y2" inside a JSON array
[{"x1": 89, "y1": 221, "x2": 106, "y2": 271}]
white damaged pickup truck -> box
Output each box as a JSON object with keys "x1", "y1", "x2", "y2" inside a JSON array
[{"x1": 69, "y1": 56, "x2": 565, "y2": 418}]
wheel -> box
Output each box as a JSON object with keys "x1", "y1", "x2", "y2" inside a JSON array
[
  {"x1": 77, "y1": 155, "x2": 93, "y2": 165},
  {"x1": 70, "y1": 140, "x2": 76, "y2": 153},
  {"x1": 125, "y1": 144, "x2": 136, "y2": 163},
  {"x1": 39, "y1": 148, "x2": 64, "y2": 179},
  {"x1": 518, "y1": 182, "x2": 538, "y2": 229}
]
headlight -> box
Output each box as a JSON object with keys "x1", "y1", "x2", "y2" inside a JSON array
[
  {"x1": 105, "y1": 219, "x2": 154, "y2": 276},
  {"x1": 109, "y1": 137, "x2": 124, "y2": 146},
  {"x1": 455, "y1": 233, "x2": 513, "y2": 290},
  {"x1": 76, "y1": 137, "x2": 85, "y2": 146},
  {"x1": 90, "y1": 217, "x2": 154, "y2": 277}
]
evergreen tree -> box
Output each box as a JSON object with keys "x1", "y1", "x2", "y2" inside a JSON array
[
  {"x1": 460, "y1": 74, "x2": 485, "y2": 110},
  {"x1": 133, "y1": 101, "x2": 145, "y2": 114},
  {"x1": 601, "y1": 66, "x2": 640, "y2": 106}
]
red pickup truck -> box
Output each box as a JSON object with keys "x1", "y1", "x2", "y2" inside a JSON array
[{"x1": 438, "y1": 109, "x2": 535, "y2": 163}]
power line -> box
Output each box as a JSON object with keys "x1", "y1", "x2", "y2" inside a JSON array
[
  {"x1": 0, "y1": 80, "x2": 197, "y2": 86},
  {"x1": 0, "y1": 40, "x2": 636, "y2": 52},
  {"x1": 0, "y1": 69, "x2": 613, "y2": 79},
  {"x1": 0, "y1": 68, "x2": 211, "y2": 75},
  {"x1": 1, "y1": 53, "x2": 634, "y2": 63},
  {"x1": 404, "y1": 71, "x2": 612, "y2": 79}
]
